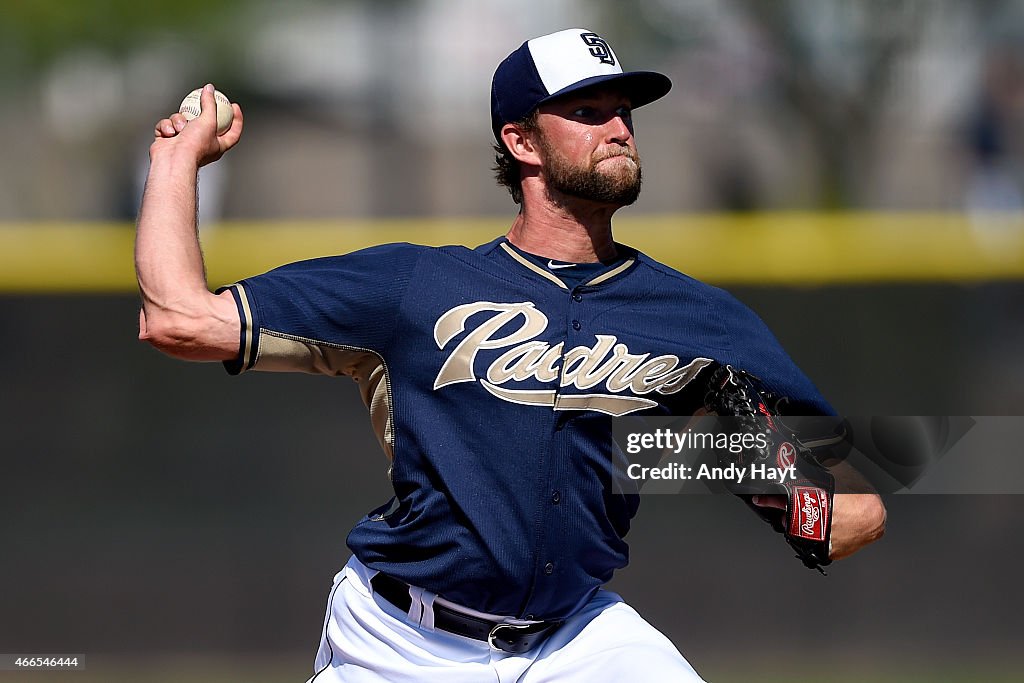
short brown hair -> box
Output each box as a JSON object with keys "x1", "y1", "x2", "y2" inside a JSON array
[{"x1": 492, "y1": 111, "x2": 539, "y2": 205}]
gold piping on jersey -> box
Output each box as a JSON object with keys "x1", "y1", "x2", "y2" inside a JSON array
[
  {"x1": 230, "y1": 284, "x2": 256, "y2": 370},
  {"x1": 499, "y1": 243, "x2": 569, "y2": 289},
  {"x1": 583, "y1": 257, "x2": 635, "y2": 286}
]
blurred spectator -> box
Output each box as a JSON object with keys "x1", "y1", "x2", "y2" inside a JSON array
[
  {"x1": 964, "y1": 47, "x2": 1024, "y2": 256},
  {"x1": 965, "y1": 47, "x2": 1024, "y2": 213}
]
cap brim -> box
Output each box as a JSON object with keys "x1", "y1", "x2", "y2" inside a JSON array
[{"x1": 537, "y1": 71, "x2": 672, "y2": 110}]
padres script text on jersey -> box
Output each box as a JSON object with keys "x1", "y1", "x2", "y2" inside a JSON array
[
  {"x1": 433, "y1": 301, "x2": 715, "y2": 416},
  {"x1": 220, "y1": 238, "x2": 830, "y2": 620}
]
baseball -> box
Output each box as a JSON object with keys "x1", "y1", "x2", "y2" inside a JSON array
[{"x1": 179, "y1": 87, "x2": 233, "y2": 135}]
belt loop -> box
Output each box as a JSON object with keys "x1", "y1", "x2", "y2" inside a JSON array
[
  {"x1": 406, "y1": 585, "x2": 424, "y2": 625},
  {"x1": 419, "y1": 590, "x2": 437, "y2": 631},
  {"x1": 405, "y1": 585, "x2": 439, "y2": 631}
]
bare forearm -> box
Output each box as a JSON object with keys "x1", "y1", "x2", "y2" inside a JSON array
[
  {"x1": 828, "y1": 460, "x2": 887, "y2": 560},
  {"x1": 135, "y1": 151, "x2": 235, "y2": 359},
  {"x1": 136, "y1": 150, "x2": 205, "y2": 315}
]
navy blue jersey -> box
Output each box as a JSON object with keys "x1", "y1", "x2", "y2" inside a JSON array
[{"x1": 220, "y1": 237, "x2": 832, "y2": 620}]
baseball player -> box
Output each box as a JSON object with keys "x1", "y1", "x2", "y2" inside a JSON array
[{"x1": 136, "y1": 28, "x2": 886, "y2": 682}]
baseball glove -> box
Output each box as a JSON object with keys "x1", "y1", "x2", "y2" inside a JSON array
[{"x1": 703, "y1": 364, "x2": 834, "y2": 573}]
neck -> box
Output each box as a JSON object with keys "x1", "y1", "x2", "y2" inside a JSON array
[{"x1": 506, "y1": 192, "x2": 620, "y2": 263}]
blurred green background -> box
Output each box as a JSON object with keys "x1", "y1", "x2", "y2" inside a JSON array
[
  {"x1": 1, "y1": 1, "x2": 1023, "y2": 681},
  {"x1": 3, "y1": 0, "x2": 1024, "y2": 219}
]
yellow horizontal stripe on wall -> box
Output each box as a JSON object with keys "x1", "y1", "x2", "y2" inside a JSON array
[{"x1": 1, "y1": 213, "x2": 1022, "y2": 292}]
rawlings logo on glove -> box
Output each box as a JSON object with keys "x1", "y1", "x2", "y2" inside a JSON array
[{"x1": 793, "y1": 486, "x2": 828, "y2": 541}]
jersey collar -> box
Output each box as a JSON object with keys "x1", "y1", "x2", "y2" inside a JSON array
[{"x1": 495, "y1": 239, "x2": 637, "y2": 290}]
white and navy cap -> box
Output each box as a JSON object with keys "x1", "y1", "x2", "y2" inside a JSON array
[{"x1": 491, "y1": 28, "x2": 672, "y2": 141}]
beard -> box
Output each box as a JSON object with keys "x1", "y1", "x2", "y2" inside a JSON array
[{"x1": 538, "y1": 136, "x2": 643, "y2": 206}]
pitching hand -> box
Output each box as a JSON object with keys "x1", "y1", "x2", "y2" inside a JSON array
[{"x1": 151, "y1": 83, "x2": 243, "y2": 167}]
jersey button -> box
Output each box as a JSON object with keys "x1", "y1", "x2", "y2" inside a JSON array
[
  {"x1": 551, "y1": 490, "x2": 561, "y2": 504},
  {"x1": 571, "y1": 320, "x2": 581, "y2": 331},
  {"x1": 572, "y1": 293, "x2": 582, "y2": 302},
  {"x1": 544, "y1": 562, "x2": 554, "y2": 575}
]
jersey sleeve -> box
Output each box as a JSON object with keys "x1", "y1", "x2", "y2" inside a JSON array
[
  {"x1": 709, "y1": 287, "x2": 835, "y2": 417},
  {"x1": 216, "y1": 243, "x2": 424, "y2": 375}
]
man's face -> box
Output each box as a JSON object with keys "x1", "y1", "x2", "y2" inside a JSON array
[{"x1": 533, "y1": 88, "x2": 641, "y2": 206}]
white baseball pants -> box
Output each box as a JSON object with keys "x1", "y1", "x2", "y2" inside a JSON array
[{"x1": 305, "y1": 556, "x2": 705, "y2": 683}]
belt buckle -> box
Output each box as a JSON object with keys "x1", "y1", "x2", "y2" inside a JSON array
[{"x1": 487, "y1": 622, "x2": 534, "y2": 653}]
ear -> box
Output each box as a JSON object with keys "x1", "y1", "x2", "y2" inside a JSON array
[{"x1": 500, "y1": 123, "x2": 542, "y2": 166}]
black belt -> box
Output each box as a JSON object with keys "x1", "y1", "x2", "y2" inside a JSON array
[{"x1": 369, "y1": 571, "x2": 562, "y2": 655}]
